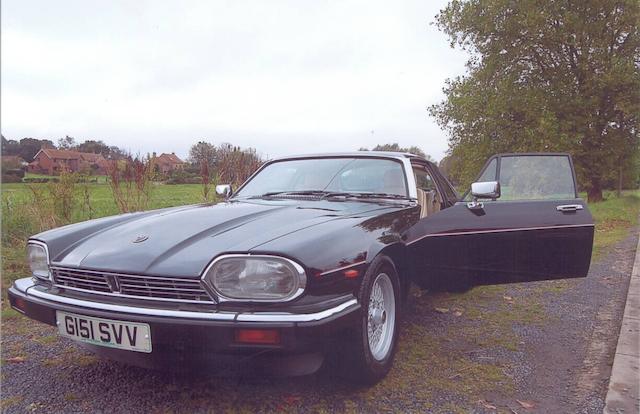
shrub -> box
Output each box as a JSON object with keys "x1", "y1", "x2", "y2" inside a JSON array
[
  {"x1": 2, "y1": 174, "x2": 23, "y2": 183},
  {"x1": 2, "y1": 170, "x2": 94, "y2": 245},
  {"x1": 3, "y1": 169, "x2": 25, "y2": 178},
  {"x1": 165, "y1": 169, "x2": 201, "y2": 184},
  {"x1": 166, "y1": 176, "x2": 201, "y2": 185},
  {"x1": 107, "y1": 155, "x2": 154, "y2": 213},
  {"x1": 24, "y1": 177, "x2": 60, "y2": 183}
]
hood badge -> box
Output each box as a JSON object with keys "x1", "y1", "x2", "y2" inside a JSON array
[{"x1": 133, "y1": 234, "x2": 149, "y2": 243}]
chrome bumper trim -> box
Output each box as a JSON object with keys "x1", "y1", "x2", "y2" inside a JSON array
[{"x1": 12, "y1": 278, "x2": 358, "y2": 323}]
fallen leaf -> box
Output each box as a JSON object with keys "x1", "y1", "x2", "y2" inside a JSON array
[
  {"x1": 6, "y1": 356, "x2": 26, "y2": 363},
  {"x1": 516, "y1": 400, "x2": 535, "y2": 409},
  {"x1": 478, "y1": 399, "x2": 497, "y2": 410},
  {"x1": 434, "y1": 307, "x2": 450, "y2": 314}
]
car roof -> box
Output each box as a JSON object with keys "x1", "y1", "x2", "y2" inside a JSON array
[{"x1": 269, "y1": 151, "x2": 426, "y2": 162}]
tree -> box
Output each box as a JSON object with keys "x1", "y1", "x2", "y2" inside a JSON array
[
  {"x1": 430, "y1": 0, "x2": 639, "y2": 201},
  {"x1": 360, "y1": 143, "x2": 434, "y2": 161},
  {"x1": 215, "y1": 143, "x2": 263, "y2": 185},
  {"x1": 57, "y1": 135, "x2": 77, "y2": 150},
  {"x1": 107, "y1": 145, "x2": 128, "y2": 160},
  {"x1": 188, "y1": 141, "x2": 217, "y2": 168},
  {"x1": 17, "y1": 138, "x2": 55, "y2": 162},
  {"x1": 1, "y1": 136, "x2": 20, "y2": 156},
  {"x1": 76, "y1": 140, "x2": 110, "y2": 156}
]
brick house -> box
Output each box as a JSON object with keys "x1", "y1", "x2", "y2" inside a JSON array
[
  {"x1": 154, "y1": 152, "x2": 185, "y2": 175},
  {"x1": 27, "y1": 149, "x2": 110, "y2": 175}
]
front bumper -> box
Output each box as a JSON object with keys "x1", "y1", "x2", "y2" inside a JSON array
[{"x1": 8, "y1": 277, "x2": 360, "y2": 375}]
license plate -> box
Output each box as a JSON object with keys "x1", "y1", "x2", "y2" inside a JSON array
[{"x1": 56, "y1": 311, "x2": 152, "y2": 353}]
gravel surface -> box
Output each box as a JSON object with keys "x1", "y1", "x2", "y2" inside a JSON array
[{"x1": 2, "y1": 228, "x2": 637, "y2": 413}]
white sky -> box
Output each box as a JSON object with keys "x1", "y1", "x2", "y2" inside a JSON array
[{"x1": 1, "y1": 0, "x2": 467, "y2": 162}]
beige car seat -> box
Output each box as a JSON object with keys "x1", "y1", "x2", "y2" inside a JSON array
[{"x1": 416, "y1": 189, "x2": 441, "y2": 218}]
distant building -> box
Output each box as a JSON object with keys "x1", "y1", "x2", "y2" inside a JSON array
[
  {"x1": 27, "y1": 148, "x2": 110, "y2": 175},
  {"x1": 154, "y1": 152, "x2": 185, "y2": 174}
]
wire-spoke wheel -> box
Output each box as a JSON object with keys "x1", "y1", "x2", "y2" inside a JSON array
[
  {"x1": 340, "y1": 254, "x2": 401, "y2": 385},
  {"x1": 367, "y1": 273, "x2": 396, "y2": 361}
]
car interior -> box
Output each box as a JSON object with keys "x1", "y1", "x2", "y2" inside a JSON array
[{"x1": 413, "y1": 166, "x2": 442, "y2": 218}]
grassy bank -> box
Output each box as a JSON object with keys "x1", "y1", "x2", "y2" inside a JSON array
[{"x1": 589, "y1": 190, "x2": 640, "y2": 259}]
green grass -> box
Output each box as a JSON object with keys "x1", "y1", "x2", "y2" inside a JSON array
[
  {"x1": 588, "y1": 190, "x2": 640, "y2": 259},
  {"x1": 2, "y1": 182, "x2": 205, "y2": 215},
  {"x1": 25, "y1": 172, "x2": 109, "y2": 183}
]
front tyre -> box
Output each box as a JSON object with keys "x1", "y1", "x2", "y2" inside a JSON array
[{"x1": 347, "y1": 255, "x2": 401, "y2": 384}]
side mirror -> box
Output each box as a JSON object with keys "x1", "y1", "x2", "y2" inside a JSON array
[
  {"x1": 471, "y1": 181, "x2": 500, "y2": 200},
  {"x1": 215, "y1": 184, "x2": 233, "y2": 198},
  {"x1": 467, "y1": 181, "x2": 500, "y2": 210}
]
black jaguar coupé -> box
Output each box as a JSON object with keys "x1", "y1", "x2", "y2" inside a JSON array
[{"x1": 10, "y1": 152, "x2": 594, "y2": 383}]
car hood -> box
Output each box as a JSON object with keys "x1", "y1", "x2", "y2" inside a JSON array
[{"x1": 47, "y1": 199, "x2": 397, "y2": 277}]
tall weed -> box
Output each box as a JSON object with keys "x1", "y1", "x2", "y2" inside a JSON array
[{"x1": 107, "y1": 154, "x2": 155, "y2": 213}]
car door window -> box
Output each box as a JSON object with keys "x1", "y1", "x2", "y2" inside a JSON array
[
  {"x1": 413, "y1": 166, "x2": 442, "y2": 217},
  {"x1": 498, "y1": 155, "x2": 576, "y2": 200},
  {"x1": 477, "y1": 158, "x2": 497, "y2": 182},
  {"x1": 414, "y1": 167, "x2": 436, "y2": 192}
]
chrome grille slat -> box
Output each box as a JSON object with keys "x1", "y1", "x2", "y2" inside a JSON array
[
  {"x1": 55, "y1": 276, "x2": 109, "y2": 285},
  {"x1": 56, "y1": 272, "x2": 106, "y2": 282},
  {"x1": 118, "y1": 278, "x2": 200, "y2": 287},
  {"x1": 119, "y1": 285, "x2": 205, "y2": 293},
  {"x1": 51, "y1": 267, "x2": 213, "y2": 304}
]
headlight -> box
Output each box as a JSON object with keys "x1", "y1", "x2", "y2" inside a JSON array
[
  {"x1": 27, "y1": 242, "x2": 50, "y2": 280},
  {"x1": 202, "y1": 255, "x2": 306, "y2": 301}
]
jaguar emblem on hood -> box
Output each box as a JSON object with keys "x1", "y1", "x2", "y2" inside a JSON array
[{"x1": 132, "y1": 234, "x2": 149, "y2": 243}]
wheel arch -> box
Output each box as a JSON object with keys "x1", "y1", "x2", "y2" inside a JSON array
[{"x1": 371, "y1": 243, "x2": 414, "y2": 306}]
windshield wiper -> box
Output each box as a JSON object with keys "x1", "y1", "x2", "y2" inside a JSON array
[
  {"x1": 323, "y1": 192, "x2": 411, "y2": 200},
  {"x1": 251, "y1": 190, "x2": 411, "y2": 200},
  {"x1": 252, "y1": 190, "x2": 330, "y2": 198}
]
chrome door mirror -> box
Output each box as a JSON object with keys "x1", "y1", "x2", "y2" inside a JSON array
[
  {"x1": 467, "y1": 181, "x2": 500, "y2": 210},
  {"x1": 215, "y1": 184, "x2": 233, "y2": 198},
  {"x1": 471, "y1": 181, "x2": 500, "y2": 200}
]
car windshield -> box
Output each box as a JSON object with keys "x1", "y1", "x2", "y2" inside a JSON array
[{"x1": 234, "y1": 157, "x2": 409, "y2": 198}]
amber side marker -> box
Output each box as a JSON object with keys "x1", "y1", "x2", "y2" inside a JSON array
[
  {"x1": 343, "y1": 269, "x2": 359, "y2": 278},
  {"x1": 12, "y1": 297, "x2": 27, "y2": 313},
  {"x1": 235, "y1": 329, "x2": 280, "y2": 345}
]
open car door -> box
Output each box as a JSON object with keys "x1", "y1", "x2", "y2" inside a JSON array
[{"x1": 406, "y1": 153, "x2": 594, "y2": 289}]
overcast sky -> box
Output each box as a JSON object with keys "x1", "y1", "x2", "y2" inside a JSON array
[{"x1": 1, "y1": 0, "x2": 467, "y2": 161}]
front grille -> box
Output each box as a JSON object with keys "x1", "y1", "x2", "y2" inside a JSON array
[{"x1": 51, "y1": 267, "x2": 213, "y2": 304}]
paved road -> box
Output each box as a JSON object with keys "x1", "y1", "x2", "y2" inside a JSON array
[{"x1": 2, "y1": 228, "x2": 638, "y2": 413}]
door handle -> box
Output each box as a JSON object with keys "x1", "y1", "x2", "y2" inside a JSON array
[{"x1": 556, "y1": 204, "x2": 583, "y2": 212}]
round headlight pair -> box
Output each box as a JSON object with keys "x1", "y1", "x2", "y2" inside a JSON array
[
  {"x1": 27, "y1": 241, "x2": 50, "y2": 280},
  {"x1": 202, "y1": 255, "x2": 306, "y2": 302}
]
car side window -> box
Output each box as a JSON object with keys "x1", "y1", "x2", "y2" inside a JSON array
[
  {"x1": 413, "y1": 166, "x2": 443, "y2": 217},
  {"x1": 413, "y1": 167, "x2": 436, "y2": 192},
  {"x1": 498, "y1": 155, "x2": 576, "y2": 200},
  {"x1": 477, "y1": 158, "x2": 497, "y2": 182}
]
